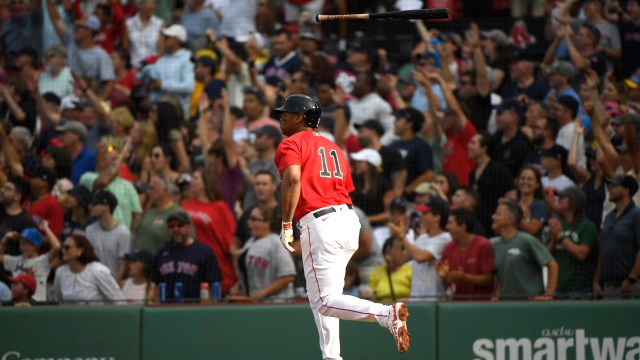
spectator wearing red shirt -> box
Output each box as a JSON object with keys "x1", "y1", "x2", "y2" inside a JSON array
[
  {"x1": 429, "y1": 73, "x2": 476, "y2": 186},
  {"x1": 76, "y1": 0, "x2": 125, "y2": 54},
  {"x1": 28, "y1": 167, "x2": 64, "y2": 237},
  {"x1": 439, "y1": 208, "x2": 494, "y2": 300},
  {"x1": 110, "y1": 49, "x2": 139, "y2": 108},
  {"x1": 182, "y1": 168, "x2": 237, "y2": 295}
]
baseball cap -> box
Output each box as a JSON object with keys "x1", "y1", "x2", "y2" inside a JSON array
[
  {"x1": 415, "y1": 50, "x2": 441, "y2": 68},
  {"x1": 67, "y1": 185, "x2": 92, "y2": 208},
  {"x1": 625, "y1": 74, "x2": 640, "y2": 90},
  {"x1": 413, "y1": 182, "x2": 437, "y2": 196},
  {"x1": 415, "y1": 196, "x2": 450, "y2": 216},
  {"x1": 605, "y1": 174, "x2": 639, "y2": 195},
  {"x1": 19, "y1": 228, "x2": 42, "y2": 249},
  {"x1": 300, "y1": 31, "x2": 322, "y2": 43},
  {"x1": 438, "y1": 32, "x2": 462, "y2": 47},
  {"x1": 8, "y1": 273, "x2": 36, "y2": 294},
  {"x1": 481, "y1": 29, "x2": 509, "y2": 47},
  {"x1": 92, "y1": 190, "x2": 118, "y2": 213},
  {"x1": 243, "y1": 86, "x2": 267, "y2": 104},
  {"x1": 167, "y1": 211, "x2": 191, "y2": 225},
  {"x1": 56, "y1": 121, "x2": 87, "y2": 140},
  {"x1": 44, "y1": 44, "x2": 67, "y2": 60},
  {"x1": 554, "y1": 186, "x2": 586, "y2": 207},
  {"x1": 547, "y1": 60, "x2": 575, "y2": 79},
  {"x1": 76, "y1": 15, "x2": 101, "y2": 32},
  {"x1": 395, "y1": 107, "x2": 424, "y2": 129},
  {"x1": 161, "y1": 24, "x2": 188, "y2": 43},
  {"x1": 30, "y1": 166, "x2": 57, "y2": 188},
  {"x1": 124, "y1": 249, "x2": 153, "y2": 266},
  {"x1": 253, "y1": 125, "x2": 283, "y2": 145},
  {"x1": 581, "y1": 22, "x2": 601, "y2": 42},
  {"x1": 496, "y1": 98, "x2": 525, "y2": 118},
  {"x1": 354, "y1": 119, "x2": 385, "y2": 137},
  {"x1": 350, "y1": 148, "x2": 382, "y2": 168},
  {"x1": 389, "y1": 198, "x2": 408, "y2": 212},
  {"x1": 557, "y1": 95, "x2": 580, "y2": 116},
  {"x1": 540, "y1": 145, "x2": 568, "y2": 162}
]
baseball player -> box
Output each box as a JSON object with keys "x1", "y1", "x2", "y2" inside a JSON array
[{"x1": 274, "y1": 94, "x2": 410, "y2": 359}]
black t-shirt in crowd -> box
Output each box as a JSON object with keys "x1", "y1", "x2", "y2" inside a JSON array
[
  {"x1": 151, "y1": 240, "x2": 221, "y2": 301},
  {"x1": 462, "y1": 93, "x2": 492, "y2": 131},
  {"x1": 378, "y1": 145, "x2": 404, "y2": 187},
  {"x1": 469, "y1": 159, "x2": 513, "y2": 236},
  {"x1": 391, "y1": 138, "x2": 433, "y2": 186},
  {"x1": 620, "y1": 21, "x2": 640, "y2": 78},
  {"x1": 492, "y1": 130, "x2": 532, "y2": 178}
]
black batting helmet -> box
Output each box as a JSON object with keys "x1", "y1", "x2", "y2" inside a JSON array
[{"x1": 274, "y1": 94, "x2": 322, "y2": 128}]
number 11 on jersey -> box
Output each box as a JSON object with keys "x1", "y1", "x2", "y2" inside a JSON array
[{"x1": 318, "y1": 147, "x2": 343, "y2": 179}]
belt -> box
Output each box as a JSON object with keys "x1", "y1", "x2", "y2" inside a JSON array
[{"x1": 313, "y1": 204, "x2": 353, "y2": 218}]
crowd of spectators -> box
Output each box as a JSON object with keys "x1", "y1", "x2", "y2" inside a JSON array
[{"x1": 0, "y1": 0, "x2": 640, "y2": 306}]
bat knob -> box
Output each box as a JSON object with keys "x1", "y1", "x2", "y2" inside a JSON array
[{"x1": 315, "y1": 14, "x2": 320, "y2": 22}]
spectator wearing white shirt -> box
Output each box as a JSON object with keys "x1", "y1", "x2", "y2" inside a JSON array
[
  {"x1": 53, "y1": 234, "x2": 125, "y2": 305},
  {"x1": 121, "y1": 250, "x2": 153, "y2": 304},
  {"x1": 552, "y1": 95, "x2": 586, "y2": 168},
  {"x1": 0, "y1": 224, "x2": 61, "y2": 302},
  {"x1": 124, "y1": 0, "x2": 164, "y2": 68},
  {"x1": 86, "y1": 190, "x2": 131, "y2": 284},
  {"x1": 38, "y1": 44, "x2": 73, "y2": 99},
  {"x1": 393, "y1": 196, "x2": 452, "y2": 301},
  {"x1": 541, "y1": 146, "x2": 575, "y2": 192},
  {"x1": 347, "y1": 72, "x2": 396, "y2": 145}
]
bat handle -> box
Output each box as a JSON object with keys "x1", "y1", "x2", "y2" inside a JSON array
[{"x1": 316, "y1": 13, "x2": 370, "y2": 22}]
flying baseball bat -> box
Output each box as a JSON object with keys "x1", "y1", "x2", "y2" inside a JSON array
[{"x1": 315, "y1": 8, "x2": 450, "y2": 22}]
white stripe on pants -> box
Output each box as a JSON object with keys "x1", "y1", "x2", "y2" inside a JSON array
[{"x1": 300, "y1": 205, "x2": 391, "y2": 360}]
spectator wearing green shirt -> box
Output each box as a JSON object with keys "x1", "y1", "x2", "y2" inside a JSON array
[
  {"x1": 491, "y1": 202, "x2": 559, "y2": 300},
  {"x1": 135, "y1": 175, "x2": 192, "y2": 256},
  {"x1": 544, "y1": 187, "x2": 597, "y2": 299}
]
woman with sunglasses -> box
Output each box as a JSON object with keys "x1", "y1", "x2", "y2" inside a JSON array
[
  {"x1": 52, "y1": 235, "x2": 124, "y2": 305},
  {"x1": 231, "y1": 206, "x2": 295, "y2": 302},
  {"x1": 150, "y1": 144, "x2": 180, "y2": 184}
]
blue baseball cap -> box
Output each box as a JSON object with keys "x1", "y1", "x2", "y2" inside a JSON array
[{"x1": 20, "y1": 228, "x2": 42, "y2": 249}]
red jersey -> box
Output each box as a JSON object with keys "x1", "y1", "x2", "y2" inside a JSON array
[
  {"x1": 275, "y1": 131, "x2": 354, "y2": 221},
  {"x1": 28, "y1": 195, "x2": 64, "y2": 237},
  {"x1": 442, "y1": 120, "x2": 476, "y2": 186},
  {"x1": 182, "y1": 199, "x2": 237, "y2": 295},
  {"x1": 442, "y1": 235, "x2": 494, "y2": 298}
]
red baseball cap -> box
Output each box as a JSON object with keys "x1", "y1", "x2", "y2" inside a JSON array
[{"x1": 8, "y1": 273, "x2": 36, "y2": 293}]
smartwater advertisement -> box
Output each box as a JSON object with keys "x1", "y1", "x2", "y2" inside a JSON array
[{"x1": 438, "y1": 301, "x2": 640, "y2": 360}]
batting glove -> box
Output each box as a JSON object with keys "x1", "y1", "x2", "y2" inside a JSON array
[{"x1": 280, "y1": 222, "x2": 294, "y2": 253}]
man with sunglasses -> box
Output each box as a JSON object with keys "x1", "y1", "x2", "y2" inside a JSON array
[{"x1": 148, "y1": 211, "x2": 220, "y2": 303}]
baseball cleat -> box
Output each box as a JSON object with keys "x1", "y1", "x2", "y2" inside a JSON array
[{"x1": 388, "y1": 302, "x2": 410, "y2": 353}]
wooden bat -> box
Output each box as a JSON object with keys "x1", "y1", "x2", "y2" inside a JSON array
[{"x1": 315, "y1": 8, "x2": 450, "y2": 22}]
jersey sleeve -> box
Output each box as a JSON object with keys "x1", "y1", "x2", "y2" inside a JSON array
[{"x1": 275, "y1": 138, "x2": 301, "y2": 179}]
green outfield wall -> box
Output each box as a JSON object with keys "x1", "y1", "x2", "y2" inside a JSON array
[{"x1": 0, "y1": 302, "x2": 638, "y2": 360}]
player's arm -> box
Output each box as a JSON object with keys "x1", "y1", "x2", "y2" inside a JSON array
[{"x1": 281, "y1": 165, "x2": 301, "y2": 223}]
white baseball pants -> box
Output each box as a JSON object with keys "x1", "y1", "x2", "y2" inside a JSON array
[{"x1": 299, "y1": 205, "x2": 391, "y2": 360}]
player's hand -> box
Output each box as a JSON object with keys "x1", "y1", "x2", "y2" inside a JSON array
[{"x1": 280, "y1": 222, "x2": 294, "y2": 253}]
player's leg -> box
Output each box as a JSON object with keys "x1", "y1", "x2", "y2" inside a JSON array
[
  {"x1": 311, "y1": 309, "x2": 342, "y2": 360},
  {"x1": 301, "y1": 210, "x2": 390, "y2": 326}
]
